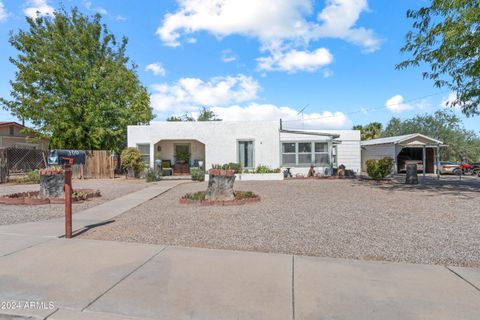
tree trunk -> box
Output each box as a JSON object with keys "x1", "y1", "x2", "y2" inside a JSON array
[
  {"x1": 206, "y1": 169, "x2": 235, "y2": 201},
  {"x1": 40, "y1": 173, "x2": 65, "y2": 198},
  {"x1": 405, "y1": 164, "x2": 418, "y2": 185}
]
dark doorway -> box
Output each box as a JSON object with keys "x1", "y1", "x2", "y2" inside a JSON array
[{"x1": 397, "y1": 147, "x2": 435, "y2": 173}]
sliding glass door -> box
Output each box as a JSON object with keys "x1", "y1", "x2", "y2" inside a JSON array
[{"x1": 238, "y1": 141, "x2": 254, "y2": 169}]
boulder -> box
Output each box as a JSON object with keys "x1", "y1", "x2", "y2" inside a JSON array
[
  {"x1": 206, "y1": 169, "x2": 235, "y2": 201},
  {"x1": 40, "y1": 173, "x2": 65, "y2": 198}
]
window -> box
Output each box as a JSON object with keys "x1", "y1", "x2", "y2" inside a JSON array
[
  {"x1": 9, "y1": 126, "x2": 14, "y2": 136},
  {"x1": 298, "y1": 142, "x2": 312, "y2": 165},
  {"x1": 238, "y1": 141, "x2": 254, "y2": 168},
  {"x1": 314, "y1": 142, "x2": 329, "y2": 165},
  {"x1": 137, "y1": 144, "x2": 150, "y2": 165},
  {"x1": 281, "y1": 142, "x2": 331, "y2": 167},
  {"x1": 282, "y1": 142, "x2": 296, "y2": 165}
]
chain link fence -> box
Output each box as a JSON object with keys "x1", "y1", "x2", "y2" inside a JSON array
[{"x1": 2, "y1": 147, "x2": 47, "y2": 175}]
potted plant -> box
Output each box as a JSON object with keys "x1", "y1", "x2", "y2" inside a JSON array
[
  {"x1": 175, "y1": 150, "x2": 191, "y2": 165},
  {"x1": 121, "y1": 147, "x2": 145, "y2": 178}
]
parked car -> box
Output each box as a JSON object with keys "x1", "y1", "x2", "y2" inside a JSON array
[
  {"x1": 397, "y1": 155, "x2": 423, "y2": 172},
  {"x1": 439, "y1": 161, "x2": 461, "y2": 175}
]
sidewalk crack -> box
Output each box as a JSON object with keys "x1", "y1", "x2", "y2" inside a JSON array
[
  {"x1": 81, "y1": 246, "x2": 168, "y2": 312},
  {"x1": 445, "y1": 266, "x2": 480, "y2": 292}
]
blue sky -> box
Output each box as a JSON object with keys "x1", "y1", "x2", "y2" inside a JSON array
[{"x1": 0, "y1": 0, "x2": 478, "y2": 132}]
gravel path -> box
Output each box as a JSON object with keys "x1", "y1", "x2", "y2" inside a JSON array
[
  {"x1": 79, "y1": 179, "x2": 480, "y2": 267},
  {"x1": 0, "y1": 178, "x2": 149, "y2": 225}
]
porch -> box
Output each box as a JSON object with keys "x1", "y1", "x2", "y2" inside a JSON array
[{"x1": 152, "y1": 139, "x2": 205, "y2": 176}]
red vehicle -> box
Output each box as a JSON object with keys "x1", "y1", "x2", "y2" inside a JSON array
[{"x1": 453, "y1": 163, "x2": 475, "y2": 176}]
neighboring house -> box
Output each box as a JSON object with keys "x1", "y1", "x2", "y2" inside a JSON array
[
  {"x1": 0, "y1": 122, "x2": 49, "y2": 150},
  {"x1": 361, "y1": 134, "x2": 444, "y2": 174},
  {"x1": 127, "y1": 121, "x2": 361, "y2": 176}
]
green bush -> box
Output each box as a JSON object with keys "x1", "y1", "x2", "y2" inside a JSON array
[
  {"x1": 145, "y1": 168, "x2": 162, "y2": 182},
  {"x1": 190, "y1": 168, "x2": 205, "y2": 181},
  {"x1": 366, "y1": 157, "x2": 394, "y2": 180},
  {"x1": 121, "y1": 147, "x2": 145, "y2": 173},
  {"x1": 254, "y1": 165, "x2": 281, "y2": 173}
]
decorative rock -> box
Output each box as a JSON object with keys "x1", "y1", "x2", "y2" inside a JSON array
[
  {"x1": 40, "y1": 172, "x2": 65, "y2": 198},
  {"x1": 405, "y1": 164, "x2": 418, "y2": 184},
  {"x1": 206, "y1": 169, "x2": 235, "y2": 201}
]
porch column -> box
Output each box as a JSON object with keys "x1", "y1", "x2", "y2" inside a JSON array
[
  {"x1": 149, "y1": 142, "x2": 155, "y2": 169},
  {"x1": 422, "y1": 145, "x2": 426, "y2": 183},
  {"x1": 436, "y1": 144, "x2": 441, "y2": 180}
]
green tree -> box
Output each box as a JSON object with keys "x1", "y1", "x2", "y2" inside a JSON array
[
  {"x1": 383, "y1": 110, "x2": 480, "y2": 162},
  {"x1": 397, "y1": 1, "x2": 480, "y2": 115},
  {"x1": 352, "y1": 122, "x2": 383, "y2": 140},
  {"x1": 0, "y1": 8, "x2": 153, "y2": 151},
  {"x1": 166, "y1": 107, "x2": 221, "y2": 122}
]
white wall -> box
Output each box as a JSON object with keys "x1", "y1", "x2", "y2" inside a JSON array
[
  {"x1": 127, "y1": 122, "x2": 361, "y2": 173},
  {"x1": 361, "y1": 144, "x2": 396, "y2": 172},
  {"x1": 128, "y1": 121, "x2": 280, "y2": 169}
]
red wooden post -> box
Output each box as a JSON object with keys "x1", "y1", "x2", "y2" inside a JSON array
[{"x1": 64, "y1": 161, "x2": 73, "y2": 239}]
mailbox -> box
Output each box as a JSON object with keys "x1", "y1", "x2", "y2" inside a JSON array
[{"x1": 48, "y1": 150, "x2": 86, "y2": 166}]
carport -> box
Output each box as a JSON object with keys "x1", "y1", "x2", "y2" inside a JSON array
[{"x1": 361, "y1": 134, "x2": 445, "y2": 179}]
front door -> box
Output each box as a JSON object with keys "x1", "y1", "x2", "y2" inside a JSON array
[
  {"x1": 174, "y1": 144, "x2": 190, "y2": 164},
  {"x1": 238, "y1": 141, "x2": 254, "y2": 169}
]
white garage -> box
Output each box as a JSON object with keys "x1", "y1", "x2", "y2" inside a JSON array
[{"x1": 361, "y1": 134, "x2": 443, "y2": 175}]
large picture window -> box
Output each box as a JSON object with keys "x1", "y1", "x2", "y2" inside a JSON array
[{"x1": 281, "y1": 142, "x2": 330, "y2": 166}]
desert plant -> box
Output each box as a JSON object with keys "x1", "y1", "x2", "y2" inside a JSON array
[
  {"x1": 145, "y1": 168, "x2": 162, "y2": 182},
  {"x1": 190, "y1": 168, "x2": 205, "y2": 181},
  {"x1": 121, "y1": 147, "x2": 145, "y2": 176},
  {"x1": 222, "y1": 163, "x2": 242, "y2": 173},
  {"x1": 175, "y1": 150, "x2": 191, "y2": 163},
  {"x1": 366, "y1": 157, "x2": 394, "y2": 180},
  {"x1": 16, "y1": 170, "x2": 40, "y2": 184}
]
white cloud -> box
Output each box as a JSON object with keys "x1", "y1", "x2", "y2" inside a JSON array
[
  {"x1": 385, "y1": 95, "x2": 414, "y2": 113},
  {"x1": 83, "y1": 0, "x2": 108, "y2": 15},
  {"x1": 0, "y1": 1, "x2": 9, "y2": 22},
  {"x1": 441, "y1": 92, "x2": 465, "y2": 110},
  {"x1": 156, "y1": 0, "x2": 380, "y2": 54},
  {"x1": 322, "y1": 69, "x2": 334, "y2": 78},
  {"x1": 221, "y1": 49, "x2": 237, "y2": 63},
  {"x1": 145, "y1": 62, "x2": 166, "y2": 76},
  {"x1": 24, "y1": 0, "x2": 54, "y2": 18},
  {"x1": 150, "y1": 74, "x2": 260, "y2": 112},
  {"x1": 209, "y1": 104, "x2": 351, "y2": 129},
  {"x1": 315, "y1": 0, "x2": 381, "y2": 52},
  {"x1": 257, "y1": 47, "x2": 333, "y2": 73}
]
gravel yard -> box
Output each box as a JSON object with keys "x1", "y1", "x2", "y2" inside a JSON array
[
  {"x1": 0, "y1": 178, "x2": 149, "y2": 225},
  {"x1": 80, "y1": 179, "x2": 480, "y2": 267}
]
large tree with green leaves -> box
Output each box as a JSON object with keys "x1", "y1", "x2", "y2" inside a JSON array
[
  {"x1": 0, "y1": 8, "x2": 153, "y2": 151},
  {"x1": 352, "y1": 122, "x2": 383, "y2": 140},
  {"x1": 166, "y1": 107, "x2": 221, "y2": 122},
  {"x1": 383, "y1": 110, "x2": 480, "y2": 162},
  {"x1": 397, "y1": 0, "x2": 480, "y2": 116}
]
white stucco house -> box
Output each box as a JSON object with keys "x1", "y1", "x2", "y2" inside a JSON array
[{"x1": 127, "y1": 120, "x2": 361, "y2": 177}]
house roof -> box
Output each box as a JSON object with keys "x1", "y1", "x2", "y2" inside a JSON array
[
  {"x1": 0, "y1": 121, "x2": 24, "y2": 128},
  {"x1": 361, "y1": 133, "x2": 443, "y2": 146}
]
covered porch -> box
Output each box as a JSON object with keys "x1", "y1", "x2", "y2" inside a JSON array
[{"x1": 152, "y1": 139, "x2": 205, "y2": 176}]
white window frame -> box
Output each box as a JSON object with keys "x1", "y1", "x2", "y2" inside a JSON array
[
  {"x1": 281, "y1": 141, "x2": 331, "y2": 167},
  {"x1": 136, "y1": 143, "x2": 150, "y2": 165}
]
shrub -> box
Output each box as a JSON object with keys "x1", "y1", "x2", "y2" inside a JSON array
[
  {"x1": 145, "y1": 168, "x2": 162, "y2": 182},
  {"x1": 16, "y1": 170, "x2": 40, "y2": 184},
  {"x1": 190, "y1": 168, "x2": 205, "y2": 181},
  {"x1": 255, "y1": 165, "x2": 280, "y2": 173},
  {"x1": 366, "y1": 157, "x2": 394, "y2": 180},
  {"x1": 121, "y1": 148, "x2": 145, "y2": 173}
]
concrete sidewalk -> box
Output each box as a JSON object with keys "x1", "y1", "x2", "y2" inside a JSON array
[
  {"x1": 0, "y1": 236, "x2": 479, "y2": 320},
  {"x1": 0, "y1": 180, "x2": 188, "y2": 238},
  {"x1": 0, "y1": 179, "x2": 479, "y2": 319}
]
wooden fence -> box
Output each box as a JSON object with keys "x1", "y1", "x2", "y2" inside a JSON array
[{"x1": 72, "y1": 150, "x2": 117, "y2": 179}]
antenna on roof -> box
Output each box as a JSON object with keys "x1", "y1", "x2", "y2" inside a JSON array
[{"x1": 297, "y1": 104, "x2": 309, "y2": 129}]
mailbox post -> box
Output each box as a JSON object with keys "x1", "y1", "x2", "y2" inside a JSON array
[{"x1": 63, "y1": 157, "x2": 74, "y2": 239}]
